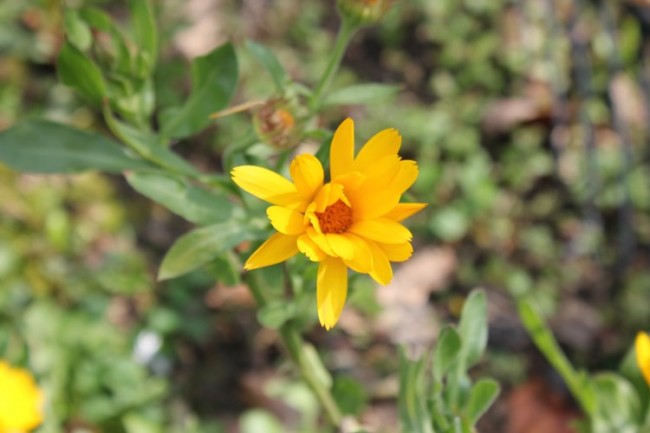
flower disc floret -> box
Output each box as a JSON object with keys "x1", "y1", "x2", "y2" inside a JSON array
[{"x1": 231, "y1": 118, "x2": 426, "y2": 330}]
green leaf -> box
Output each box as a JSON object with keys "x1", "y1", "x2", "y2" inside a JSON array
[
  {"x1": 129, "y1": 0, "x2": 157, "y2": 76},
  {"x1": 160, "y1": 43, "x2": 238, "y2": 139},
  {"x1": 517, "y1": 298, "x2": 595, "y2": 414},
  {"x1": 126, "y1": 171, "x2": 238, "y2": 225},
  {"x1": 57, "y1": 41, "x2": 107, "y2": 105},
  {"x1": 433, "y1": 326, "x2": 462, "y2": 381},
  {"x1": 158, "y1": 221, "x2": 262, "y2": 280},
  {"x1": 257, "y1": 300, "x2": 294, "y2": 329},
  {"x1": 464, "y1": 379, "x2": 500, "y2": 425},
  {"x1": 240, "y1": 409, "x2": 284, "y2": 433},
  {"x1": 322, "y1": 83, "x2": 401, "y2": 107},
  {"x1": 103, "y1": 107, "x2": 200, "y2": 177},
  {"x1": 457, "y1": 290, "x2": 488, "y2": 369},
  {"x1": 64, "y1": 9, "x2": 92, "y2": 51},
  {"x1": 0, "y1": 119, "x2": 151, "y2": 174},
  {"x1": 246, "y1": 40, "x2": 288, "y2": 91},
  {"x1": 398, "y1": 348, "x2": 435, "y2": 433},
  {"x1": 332, "y1": 376, "x2": 368, "y2": 416},
  {"x1": 592, "y1": 373, "x2": 641, "y2": 433}
]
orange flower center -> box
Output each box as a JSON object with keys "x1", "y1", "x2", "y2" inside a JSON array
[{"x1": 316, "y1": 200, "x2": 353, "y2": 234}]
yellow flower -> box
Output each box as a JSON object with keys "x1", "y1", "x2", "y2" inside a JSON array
[
  {"x1": 0, "y1": 361, "x2": 43, "y2": 433},
  {"x1": 232, "y1": 118, "x2": 426, "y2": 329},
  {"x1": 636, "y1": 331, "x2": 650, "y2": 386}
]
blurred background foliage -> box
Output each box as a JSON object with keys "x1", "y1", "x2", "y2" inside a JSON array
[{"x1": 1, "y1": 0, "x2": 650, "y2": 431}]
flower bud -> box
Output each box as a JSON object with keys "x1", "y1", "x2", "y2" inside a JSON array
[
  {"x1": 253, "y1": 98, "x2": 301, "y2": 150},
  {"x1": 336, "y1": 0, "x2": 391, "y2": 25}
]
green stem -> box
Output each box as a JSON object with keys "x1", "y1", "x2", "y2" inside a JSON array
[
  {"x1": 309, "y1": 17, "x2": 358, "y2": 113},
  {"x1": 245, "y1": 273, "x2": 343, "y2": 427}
]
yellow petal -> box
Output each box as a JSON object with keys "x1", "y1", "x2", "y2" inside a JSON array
[
  {"x1": 349, "y1": 218, "x2": 412, "y2": 244},
  {"x1": 232, "y1": 166, "x2": 299, "y2": 206},
  {"x1": 367, "y1": 241, "x2": 393, "y2": 285},
  {"x1": 244, "y1": 233, "x2": 299, "y2": 270},
  {"x1": 0, "y1": 362, "x2": 43, "y2": 431},
  {"x1": 330, "y1": 118, "x2": 355, "y2": 180},
  {"x1": 311, "y1": 182, "x2": 349, "y2": 213},
  {"x1": 350, "y1": 190, "x2": 400, "y2": 221},
  {"x1": 306, "y1": 227, "x2": 335, "y2": 256},
  {"x1": 378, "y1": 241, "x2": 413, "y2": 262},
  {"x1": 384, "y1": 203, "x2": 427, "y2": 222},
  {"x1": 342, "y1": 233, "x2": 372, "y2": 273},
  {"x1": 326, "y1": 233, "x2": 355, "y2": 260},
  {"x1": 358, "y1": 154, "x2": 401, "y2": 189},
  {"x1": 267, "y1": 206, "x2": 307, "y2": 235},
  {"x1": 636, "y1": 332, "x2": 650, "y2": 386},
  {"x1": 317, "y1": 257, "x2": 348, "y2": 330},
  {"x1": 297, "y1": 234, "x2": 327, "y2": 262},
  {"x1": 353, "y1": 128, "x2": 401, "y2": 173},
  {"x1": 290, "y1": 154, "x2": 324, "y2": 200},
  {"x1": 390, "y1": 160, "x2": 419, "y2": 194}
]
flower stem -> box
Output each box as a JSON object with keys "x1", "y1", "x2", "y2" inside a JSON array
[
  {"x1": 245, "y1": 273, "x2": 344, "y2": 426},
  {"x1": 309, "y1": 17, "x2": 358, "y2": 113}
]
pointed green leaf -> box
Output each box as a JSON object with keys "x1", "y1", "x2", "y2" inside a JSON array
[
  {"x1": 104, "y1": 107, "x2": 200, "y2": 177},
  {"x1": 433, "y1": 326, "x2": 462, "y2": 381},
  {"x1": 160, "y1": 43, "x2": 238, "y2": 139},
  {"x1": 129, "y1": 0, "x2": 157, "y2": 76},
  {"x1": 64, "y1": 9, "x2": 92, "y2": 51},
  {"x1": 159, "y1": 221, "x2": 262, "y2": 280},
  {"x1": 0, "y1": 120, "x2": 150, "y2": 174},
  {"x1": 126, "y1": 171, "x2": 239, "y2": 225},
  {"x1": 398, "y1": 348, "x2": 435, "y2": 433},
  {"x1": 457, "y1": 290, "x2": 488, "y2": 369},
  {"x1": 465, "y1": 379, "x2": 500, "y2": 425},
  {"x1": 246, "y1": 40, "x2": 287, "y2": 91},
  {"x1": 57, "y1": 41, "x2": 107, "y2": 105}
]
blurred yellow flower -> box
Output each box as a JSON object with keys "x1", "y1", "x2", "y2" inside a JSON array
[
  {"x1": 636, "y1": 331, "x2": 650, "y2": 386},
  {"x1": 0, "y1": 361, "x2": 43, "y2": 433},
  {"x1": 232, "y1": 118, "x2": 425, "y2": 329}
]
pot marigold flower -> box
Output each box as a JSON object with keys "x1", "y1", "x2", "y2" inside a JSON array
[
  {"x1": 636, "y1": 331, "x2": 650, "y2": 386},
  {"x1": 0, "y1": 361, "x2": 43, "y2": 433},
  {"x1": 232, "y1": 118, "x2": 426, "y2": 329}
]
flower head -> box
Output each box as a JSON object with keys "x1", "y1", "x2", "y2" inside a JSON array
[
  {"x1": 636, "y1": 331, "x2": 650, "y2": 386},
  {"x1": 232, "y1": 118, "x2": 426, "y2": 329},
  {"x1": 253, "y1": 98, "x2": 302, "y2": 150},
  {"x1": 336, "y1": 0, "x2": 392, "y2": 25},
  {"x1": 0, "y1": 361, "x2": 43, "y2": 433}
]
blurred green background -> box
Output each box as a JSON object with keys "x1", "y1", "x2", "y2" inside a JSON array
[{"x1": 1, "y1": 0, "x2": 649, "y2": 431}]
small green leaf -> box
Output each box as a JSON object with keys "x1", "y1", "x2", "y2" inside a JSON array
[
  {"x1": 126, "y1": 171, "x2": 238, "y2": 225},
  {"x1": 129, "y1": 0, "x2": 157, "y2": 75},
  {"x1": 160, "y1": 43, "x2": 238, "y2": 139},
  {"x1": 592, "y1": 373, "x2": 641, "y2": 433},
  {"x1": 332, "y1": 376, "x2": 368, "y2": 416},
  {"x1": 517, "y1": 298, "x2": 596, "y2": 414},
  {"x1": 0, "y1": 119, "x2": 151, "y2": 174},
  {"x1": 104, "y1": 107, "x2": 200, "y2": 177},
  {"x1": 240, "y1": 409, "x2": 284, "y2": 433},
  {"x1": 322, "y1": 83, "x2": 401, "y2": 106},
  {"x1": 64, "y1": 9, "x2": 92, "y2": 51},
  {"x1": 433, "y1": 326, "x2": 462, "y2": 381},
  {"x1": 457, "y1": 290, "x2": 488, "y2": 369},
  {"x1": 398, "y1": 348, "x2": 435, "y2": 433},
  {"x1": 257, "y1": 300, "x2": 294, "y2": 329},
  {"x1": 246, "y1": 40, "x2": 288, "y2": 91},
  {"x1": 57, "y1": 41, "x2": 107, "y2": 105},
  {"x1": 158, "y1": 221, "x2": 261, "y2": 280},
  {"x1": 465, "y1": 378, "x2": 500, "y2": 425}
]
